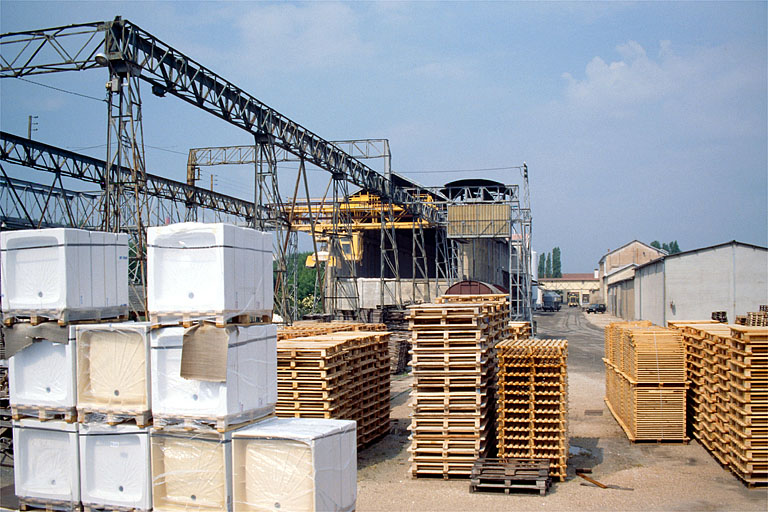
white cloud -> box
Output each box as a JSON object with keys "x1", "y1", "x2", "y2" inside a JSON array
[
  {"x1": 233, "y1": 2, "x2": 374, "y2": 71},
  {"x1": 559, "y1": 40, "x2": 766, "y2": 138}
]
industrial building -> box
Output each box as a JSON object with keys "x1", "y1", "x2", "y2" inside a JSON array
[
  {"x1": 598, "y1": 240, "x2": 667, "y2": 316},
  {"x1": 538, "y1": 273, "x2": 600, "y2": 307},
  {"x1": 633, "y1": 241, "x2": 768, "y2": 325},
  {"x1": 601, "y1": 240, "x2": 768, "y2": 324}
]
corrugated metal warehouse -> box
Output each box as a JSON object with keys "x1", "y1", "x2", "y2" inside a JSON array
[{"x1": 633, "y1": 241, "x2": 768, "y2": 325}]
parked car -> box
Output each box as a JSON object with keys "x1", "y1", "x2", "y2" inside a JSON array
[{"x1": 586, "y1": 303, "x2": 606, "y2": 314}]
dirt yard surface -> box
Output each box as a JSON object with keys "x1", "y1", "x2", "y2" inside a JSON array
[{"x1": 356, "y1": 308, "x2": 768, "y2": 511}]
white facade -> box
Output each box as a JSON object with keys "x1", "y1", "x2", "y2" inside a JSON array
[{"x1": 634, "y1": 242, "x2": 768, "y2": 326}]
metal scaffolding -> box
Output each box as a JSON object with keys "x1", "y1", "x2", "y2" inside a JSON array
[{"x1": 0, "y1": 18, "x2": 532, "y2": 322}]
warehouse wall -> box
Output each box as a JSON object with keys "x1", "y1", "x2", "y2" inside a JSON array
[
  {"x1": 634, "y1": 260, "x2": 665, "y2": 325},
  {"x1": 607, "y1": 279, "x2": 635, "y2": 320}
]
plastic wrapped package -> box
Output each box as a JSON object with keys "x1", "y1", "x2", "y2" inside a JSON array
[
  {"x1": 151, "y1": 430, "x2": 233, "y2": 511},
  {"x1": 231, "y1": 418, "x2": 357, "y2": 512},
  {"x1": 76, "y1": 323, "x2": 152, "y2": 422},
  {"x1": 151, "y1": 324, "x2": 277, "y2": 430},
  {"x1": 147, "y1": 223, "x2": 273, "y2": 321},
  {"x1": 79, "y1": 423, "x2": 151, "y2": 511},
  {"x1": 0, "y1": 228, "x2": 128, "y2": 321},
  {"x1": 9, "y1": 324, "x2": 76, "y2": 415},
  {"x1": 13, "y1": 419, "x2": 80, "y2": 505}
]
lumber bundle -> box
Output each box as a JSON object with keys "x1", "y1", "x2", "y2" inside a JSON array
[
  {"x1": 604, "y1": 322, "x2": 688, "y2": 442},
  {"x1": 496, "y1": 338, "x2": 568, "y2": 481},
  {"x1": 276, "y1": 331, "x2": 391, "y2": 447},
  {"x1": 672, "y1": 322, "x2": 767, "y2": 486},
  {"x1": 408, "y1": 296, "x2": 508, "y2": 478}
]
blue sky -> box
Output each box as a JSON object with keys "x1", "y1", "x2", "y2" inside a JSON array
[{"x1": 1, "y1": 1, "x2": 766, "y2": 271}]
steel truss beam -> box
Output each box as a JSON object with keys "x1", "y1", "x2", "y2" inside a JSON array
[
  {"x1": 0, "y1": 131, "x2": 257, "y2": 220},
  {"x1": 0, "y1": 19, "x2": 440, "y2": 224},
  {"x1": 0, "y1": 173, "x2": 101, "y2": 230}
]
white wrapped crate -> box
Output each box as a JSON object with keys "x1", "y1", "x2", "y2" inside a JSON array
[
  {"x1": 0, "y1": 228, "x2": 128, "y2": 322},
  {"x1": 151, "y1": 323, "x2": 277, "y2": 432},
  {"x1": 13, "y1": 419, "x2": 80, "y2": 507},
  {"x1": 147, "y1": 223, "x2": 273, "y2": 324},
  {"x1": 232, "y1": 418, "x2": 357, "y2": 512},
  {"x1": 76, "y1": 323, "x2": 152, "y2": 426},
  {"x1": 8, "y1": 324, "x2": 77, "y2": 421},
  {"x1": 151, "y1": 430, "x2": 233, "y2": 511},
  {"x1": 79, "y1": 423, "x2": 151, "y2": 511}
]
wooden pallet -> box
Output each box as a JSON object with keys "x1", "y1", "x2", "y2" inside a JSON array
[
  {"x1": 11, "y1": 405, "x2": 77, "y2": 423},
  {"x1": 3, "y1": 307, "x2": 128, "y2": 327},
  {"x1": 82, "y1": 503, "x2": 150, "y2": 512},
  {"x1": 469, "y1": 458, "x2": 551, "y2": 495},
  {"x1": 152, "y1": 410, "x2": 274, "y2": 433},
  {"x1": 76, "y1": 408, "x2": 151, "y2": 428},
  {"x1": 18, "y1": 497, "x2": 81, "y2": 512},
  {"x1": 149, "y1": 310, "x2": 271, "y2": 328}
]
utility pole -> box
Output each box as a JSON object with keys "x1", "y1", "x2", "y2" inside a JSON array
[{"x1": 27, "y1": 115, "x2": 38, "y2": 139}]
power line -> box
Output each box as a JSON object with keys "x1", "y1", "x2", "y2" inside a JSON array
[{"x1": 17, "y1": 77, "x2": 106, "y2": 103}]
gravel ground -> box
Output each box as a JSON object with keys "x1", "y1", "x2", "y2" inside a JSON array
[
  {"x1": 2, "y1": 309, "x2": 766, "y2": 511},
  {"x1": 356, "y1": 308, "x2": 767, "y2": 511}
]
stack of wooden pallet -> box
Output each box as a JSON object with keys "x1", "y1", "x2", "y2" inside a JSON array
[
  {"x1": 676, "y1": 322, "x2": 733, "y2": 462},
  {"x1": 671, "y1": 322, "x2": 767, "y2": 485},
  {"x1": 408, "y1": 297, "x2": 507, "y2": 478},
  {"x1": 603, "y1": 322, "x2": 688, "y2": 442},
  {"x1": 728, "y1": 325, "x2": 767, "y2": 485},
  {"x1": 496, "y1": 338, "x2": 568, "y2": 481},
  {"x1": 746, "y1": 311, "x2": 768, "y2": 327},
  {"x1": 276, "y1": 331, "x2": 391, "y2": 447}
]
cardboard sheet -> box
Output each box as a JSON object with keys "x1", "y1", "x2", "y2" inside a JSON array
[{"x1": 180, "y1": 323, "x2": 232, "y2": 382}]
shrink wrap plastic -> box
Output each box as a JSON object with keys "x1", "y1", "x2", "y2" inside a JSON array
[
  {"x1": 76, "y1": 323, "x2": 152, "y2": 416},
  {"x1": 9, "y1": 325, "x2": 76, "y2": 409},
  {"x1": 151, "y1": 430, "x2": 233, "y2": 511},
  {"x1": 13, "y1": 419, "x2": 80, "y2": 504},
  {"x1": 0, "y1": 228, "x2": 128, "y2": 320},
  {"x1": 232, "y1": 418, "x2": 357, "y2": 512},
  {"x1": 147, "y1": 223, "x2": 273, "y2": 320},
  {"x1": 79, "y1": 423, "x2": 152, "y2": 511},
  {"x1": 151, "y1": 323, "x2": 277, "y2": 430}
]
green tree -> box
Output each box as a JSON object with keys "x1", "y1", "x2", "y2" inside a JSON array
[
  {"x1": 650, "y1": 240, "x2": 661, "y2": 250},
  {"x1": 669, "y1": 241, "x2": 681, "y2": 254},
  {"x1": 538, "y1": 253, "x2": 546, "y2": 279},
  {"x1": 552, "y1": 247, "x2": 562, "y2": 278},
  {"x1": 545, "y1": 252, "x2": 552, "y2": 278}
]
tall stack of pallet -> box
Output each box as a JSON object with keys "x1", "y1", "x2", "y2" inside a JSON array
[
  {"x1": 727, "y1": 325, "x2": 767, "y2": 485},
  {"x1": 276, "y1": 330, "x2": 391, "y2": 447},
  {"x1": 603, "y1": 322, "x2": 688, "y2": 442},
  {"x1": 672, "y1": 320, "x2": 767, "y2": 485},
  {"x1": 496, "y1": 338, "x2": 568, "y2": 481},
  {"x1": 408, "y1": 296, "x2": 507, "y2": 478}
]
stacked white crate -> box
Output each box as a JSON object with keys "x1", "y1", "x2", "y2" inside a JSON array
[
  {"x1": 150, "y1": 323, "x2": 278, "y2": 432},
  {"x1": 147, "y1": 223, "x2": 278, "y2": 511},
  {"x1": 147, "y1": 222, "x2": 273, "y2": 326},
  {"x1": 1, "y1": 228, "x2": 129, "y2": 323},
  {"x1": 231, "y1": 417, "x2": 357, "y2": 512},
  {"x1": 2, "y1": 228, "x2": 129, "y2": 512}
]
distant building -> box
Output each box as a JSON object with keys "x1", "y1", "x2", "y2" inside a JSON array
[
  {"x1": 539, "y1": 273, "x2": 600, "y2": 306},
  {"x1": 598, "y1": 240, "x2": 666, "y2": 317},
  {"x1": 634, "y1": 241, "x2": 768, "y2": 326}
]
